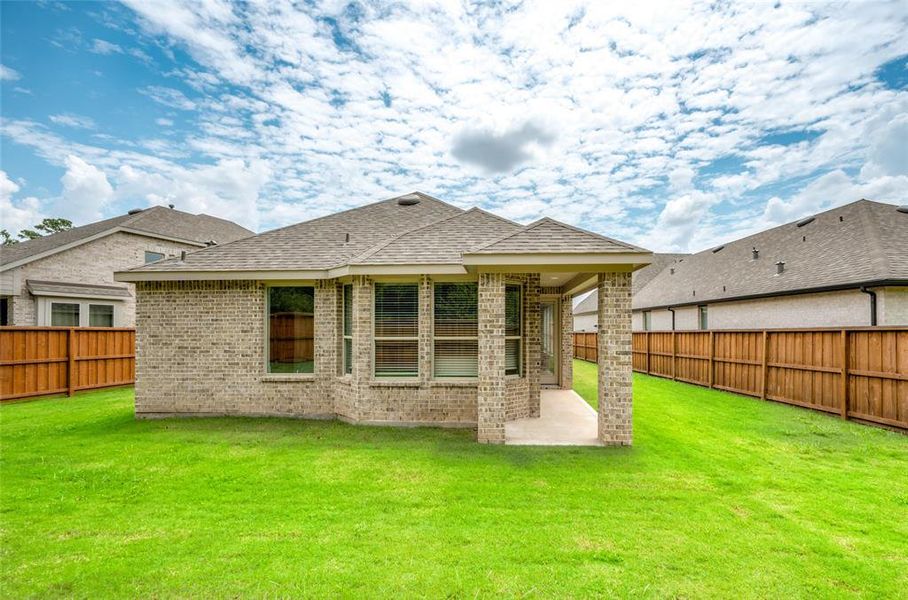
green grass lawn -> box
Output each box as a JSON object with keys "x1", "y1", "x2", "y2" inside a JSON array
[{"x1": 1, "y1": 362, "x2": 906, "y2": 598}]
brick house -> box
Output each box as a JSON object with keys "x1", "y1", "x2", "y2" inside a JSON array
[
  {"x1": 0, "y1": 206, "x2": 252, "y2": 327},
  {"x1": 115, "y1": 192, "x2": 653, "y2": 444},
  {"x1": 575, "y1": 200, "x2": 908, "y2": 332}
]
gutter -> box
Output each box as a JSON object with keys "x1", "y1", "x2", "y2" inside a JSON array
[
  {"x1": 633, "y1": 279, "x2": 908, "y2": 312},
  {"x1": 860, "y1": 287, "x2": 878, "y2": 326}
]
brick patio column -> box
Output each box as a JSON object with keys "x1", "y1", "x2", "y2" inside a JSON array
[
  {"x1": 419, "y1": 275, "x2": 433, "y2": 386},
  {"x1": 477, "y1": 272, "x2": 506, "y2": 443},
  {"x1": 597, "y1": 272, "x2": 633, "y2": 445},
  {"x1": 560, "y1": 293, "x2": 573, "y2": 390}
]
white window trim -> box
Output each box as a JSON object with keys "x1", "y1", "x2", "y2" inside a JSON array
[
  {"x1": 432, "y1": 281, "x2": 479, "y2": 379},
  {"x1": 373, "y1": 281, "x2": 419, "y2": 379},
  {"x1": 264, "y1": 284, "x2": 316, "y2": 378},
  {"x1": 505, "y1": 283, "x2": 523, "y2": 377},
  {"x1": 37, "y1": 296, "x2": 122, "y2": 327},
  {"x1": 342, "y1": 284, "x2": 353, "y2": 376}
]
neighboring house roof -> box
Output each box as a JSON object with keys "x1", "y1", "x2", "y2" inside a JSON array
[
  {"x1": 26, "y1": 280, "x2": 133, "y2": 299},
  {"x1": 632, "y1": 199, "x2": 908, "y2": 311},
  {"x1": 116, "y1": 192, "x2": 652, "y2": 280},
  {"x1": 0, "y1": 206, "x2": 253, "y2": 271},
  {"x1": 573, "y1": 253, "x2": 688, "y2": 316}
]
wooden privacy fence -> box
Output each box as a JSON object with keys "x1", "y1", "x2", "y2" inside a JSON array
[
  {"x1": 574, "y1": 328, "x2": 908, "y2": 430},
  {"x1": 0, "y1": 327, "x2": 135, "y2": 401}
]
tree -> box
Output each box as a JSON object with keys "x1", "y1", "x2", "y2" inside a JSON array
[
  {"x1": 1, "y1": 229, "x2": 16, "y2": 246},
  {"x1": 16, "y1": 218, "x2": 73, "y2": 241}
]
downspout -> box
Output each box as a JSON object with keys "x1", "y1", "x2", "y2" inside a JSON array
[
  {"x1": 860, "y1": 287, "x2": 877, "y2": 326},
  {"x1": 667, "y1": 307, "x2": 676, "y2": 331}
]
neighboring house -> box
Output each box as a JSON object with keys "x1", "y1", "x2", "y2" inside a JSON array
[
  {"x1": 573, "y1": 253, "x2": 687, "y2": 331},
  {"x1": 115, "y1": 192, "x2": 653, "y2": 444},
  {"x1": 0, "y1": 206, "x2": 253, "y2": 327},
  {"x1": 574, "y1": 199, "x2": 908, "y2": 332}
]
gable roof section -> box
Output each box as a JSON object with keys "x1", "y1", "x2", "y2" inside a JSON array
[
  {"x1": 573, "y1": 253, "x2": 688, "y2": 315},
  {"x1": 467, "y1": 217, "x2": 648, "y2": 255},
  {"x1": 633, "y1": 199, "x2": 908, "y2": 310},
  {"x1": 0, "y1": 206, "x2": 253, "y2": 271},
  {"x1": 353, "y1": 208, "x2": 522, "y2": 264},
  {"x1": 125, "y1": 192, "x2": 465, "y2": 273}
]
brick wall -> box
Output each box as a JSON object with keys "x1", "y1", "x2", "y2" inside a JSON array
[
  {"x1": 10, "y1": 231, "x2": 198, "y2": 326},
  {"x1": 134, "y1": 275, "x2": 549, "y2": 430}
]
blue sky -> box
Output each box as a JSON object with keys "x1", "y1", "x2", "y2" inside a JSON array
[{"x1": 1, "y1": 1, "x2": 906, "y2": 252}]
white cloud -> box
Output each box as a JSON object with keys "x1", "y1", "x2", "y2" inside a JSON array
[
  {"x1": 0, "y1": 171, "x2": 43, "y2": 235},
  {"x1": 57, "y1": 155, "x2": 115, "y2": 222},
  {"x1": 0, "y1": 64, "x2": 21, "y2": 81},
  {"x1": 90, "y1": 39, "x2": 123, "y2": 55},
  {"x1": 138, "y1": 85, "x2": 197, "y2": 110},
  {"x1": 49, "y1": 113, "x2": 97, "y2": 129},
  {"x1": 3, "y1": 1, "x2": 907, "y2": 246}
]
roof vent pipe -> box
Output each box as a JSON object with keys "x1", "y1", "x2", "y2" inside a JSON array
[
  {"x1": 345, "y1": 233, "x2": 350, "y2": 243},
  {"x1": 670, "y1": 267, "x2": 675, "y2": 275},
  {"x1": 180, "y1": 250, "x2": 187, "y2": 262},
  {"x1": 775, "y1": 260, "x2": 785, "y2": 274},
  {"x1": 752, "y1": 247, "x2": 759, "y2": 259}
]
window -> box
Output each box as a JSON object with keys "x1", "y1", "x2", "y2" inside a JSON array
[
  {"x1": 374, "y1": 283, "x2": 418, "y2": 378},
  {"x1": 698, "y1": 305, "x2": 708, "y2": 330},
  {"x1": 343, "y1": 284, "x2": 353, "y2": 375},
  {"x1": 434, "y1": 283, "x2": 478, "y2": 378},
  {"x1": 643, "y1": 311, "x2": 652, "y2": 331},
  {"x1": 268, "y1": 287, "x2": 314, "y2": 374},
  {"x1": 89, "y1": 304, "x2": 114, "y2": 327},
  {"x1": 505, "y1": 284, "x2": 522, "y2": 376},
  {"x1": 51, "y1": 302, "x2": 80, "y2": 326},
  {"x1": 145, "y1": 251, "x2": 165, "y2": 263},
  {"x1": 0, "y1": 297, "x2": 7, "y2": 326}
]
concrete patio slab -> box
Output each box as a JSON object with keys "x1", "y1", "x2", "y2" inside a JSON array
[{"x1": 505, "y1": 389, "x2": 601, "y2": 446}]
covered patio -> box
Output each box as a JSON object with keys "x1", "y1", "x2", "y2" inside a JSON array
[{"x1": 505, "y1": 388, "x2": 601, "y2": 446}]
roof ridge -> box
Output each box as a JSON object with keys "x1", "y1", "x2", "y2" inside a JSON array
[
  {"x1": 348, "y1": 207, "x2": 483, "y2": 264},
  {"x1": 535, "y1": 217, "x2": 650, "y2": 252},
  {"x1": 467, "y1": 215, "x2": 649, "y2": 253}
]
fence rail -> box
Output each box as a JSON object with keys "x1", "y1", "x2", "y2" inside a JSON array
[
  {"x1": 574, "y1": 328, "x2": 908, "y2": 430},
  {"x1": 1, "y1": 327, "x2": 135, "y2": 401}
]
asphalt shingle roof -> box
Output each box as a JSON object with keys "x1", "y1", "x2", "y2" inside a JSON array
[
  {"x1": 121, "y1": 192, "x2": 651, "y2": 275},
  {"x1": 632, "y1": 199, "x2": 908, "y2": 310},
  {"x1": 468, "y1": 217, "x2": 648, "y2": 254},
  {"x1": 0, "y1": 206, "x2": 252, "y2": 268}
]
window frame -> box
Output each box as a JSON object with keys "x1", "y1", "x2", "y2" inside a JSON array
[
  {"x1": 698, "y1": 305, "x2": 708, "y2": 330},
  {"x1": 342, "y1": 284, "x2": 353, "y2": 375},
  {"x1": 265, "y1": 284, "x2": 316, "y2": 376},
  {"x1": 432, "y1": 281, "x2": 479, "y2": 379},
  {"x1": 144, "y1": 250, "x2": 166, "y2": 263},
  {"x1": 39, "y1": 297, "x2": 120, "y2": 327},
  {"x1": 373, "y1": 281, "x2": 420, "y2": 379},
  {"x1": 505, "y1": 283, "x2": 523, "y2": 377}
]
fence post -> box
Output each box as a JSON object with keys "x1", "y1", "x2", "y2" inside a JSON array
[
  {"x1": 760, "y1": 330, "x2": 768, "y2": 400},
  {"x1": 644, "y1": 331, "x2": 650, "y2": 374},
  {"x1": 708, "y1": 331, "x2": 714, "y2": 388},
  {"x1": 67, "y1": 328, "x2": 76, "y2": 397},
  {"x1": 671, "y1": 331, "x2": 676, "y2": 381},
  {"x1": 839, "y1": 329, "x2": 848, "y2": 420}
]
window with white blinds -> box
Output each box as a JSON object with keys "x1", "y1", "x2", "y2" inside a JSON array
[
  {"x1": 433, "y1": 282, "x2": 478, "y2": 377},
  {"x1": 374, "y1": 283, "x2": 418, "y2": 377},
  {"x1": 505, "y1": 284, "x2": 522, "y2": 376},
  {"x1": 343, "y1": 284, "x2": 353, "y2": 375}
]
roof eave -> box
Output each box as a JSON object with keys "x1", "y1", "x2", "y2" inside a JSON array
[{"x1": 632, "y1": 279, "x2": 908, "y2": 311}]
